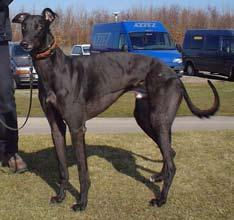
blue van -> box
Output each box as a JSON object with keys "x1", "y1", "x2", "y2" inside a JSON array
[
  {"x1": 91, "y1": 21, "x2": 183, "y2": 73},
  {"x1": 182, "y1": 29, "x2": 234, "y2": 80}
]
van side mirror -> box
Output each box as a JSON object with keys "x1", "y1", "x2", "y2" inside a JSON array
[
  {"x1": 176, "y1": 44, "x2": 182, "y2": 53},
  {"x1": 121, "y1": 44, "x2": 128, "y2": 52}
]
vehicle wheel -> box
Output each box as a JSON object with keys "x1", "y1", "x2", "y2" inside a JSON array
[{"x1": 186, "y1": 63, "x2": 197, "y2": 76}]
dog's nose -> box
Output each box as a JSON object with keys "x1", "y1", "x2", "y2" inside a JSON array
[{"x1": 20, "y1": 41, "x2": 30, "y2": 49}]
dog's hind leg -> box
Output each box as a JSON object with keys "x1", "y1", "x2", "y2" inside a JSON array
[
  {"x1": 134, "y1": 98, "x2": 175, "y2": 183},
  {"x1": 149, "y1": 124, "x2": 176, "y2": 207},
  {"x1": 146, "y1": 76, "x2": 182, "y2": 207}
]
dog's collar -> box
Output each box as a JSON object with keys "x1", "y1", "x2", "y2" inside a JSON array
[{"x1": 34, "y1": 40, "x2": 57, "y2": 60}]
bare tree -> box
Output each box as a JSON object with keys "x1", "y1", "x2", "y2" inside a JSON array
[{"x1": 11, "y1": 5, "x2": 234, "y2": 47}]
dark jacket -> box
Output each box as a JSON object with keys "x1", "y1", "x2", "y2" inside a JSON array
[{"x1": 0, "y1": 0, "x2": 13, "y2": 42}]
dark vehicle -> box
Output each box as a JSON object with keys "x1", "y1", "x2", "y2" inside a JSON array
[
  {"x1": 182, "y1": 29, "x2": 234, "y2": 80},
  {"x1": 9, "y1": 42, "x2": 38, "y2": 88}
]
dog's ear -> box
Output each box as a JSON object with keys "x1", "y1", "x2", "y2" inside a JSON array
[
  {"x1": 42, "y1": 8, "x2": 57, "y2": 24},
  {"x1": 12, "y1": 13, "x2": 30, "y2": 23}
]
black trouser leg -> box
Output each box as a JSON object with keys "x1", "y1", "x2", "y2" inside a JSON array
[{"x1": 0, "y1": 42, "x2": 18, "y2": 157}]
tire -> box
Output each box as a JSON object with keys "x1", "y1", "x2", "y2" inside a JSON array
[{"x1": 186, "y1": 63, "x2": 197, "y2": 76}]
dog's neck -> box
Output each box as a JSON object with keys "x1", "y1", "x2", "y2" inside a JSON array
[
  {"x1": 32, "y1": 33, "x2": 57, "y2": 60},
  {"x1": 32, "y1": 38, "x2": 66, "y2": 90}
]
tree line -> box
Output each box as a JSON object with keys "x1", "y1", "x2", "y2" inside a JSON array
[{"x1": 12, "y1": 5, "x2": 234, "y2": 47}]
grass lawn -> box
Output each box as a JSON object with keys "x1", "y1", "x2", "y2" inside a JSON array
[
  {"x1": 0, "y1": 131, "x2": 233, "y2": 220},
  {"x1": 15, "y1": 81, "x2": 234, "y2": 117}
]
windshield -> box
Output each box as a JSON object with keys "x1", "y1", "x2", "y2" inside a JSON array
[
  {"x1": 13, "y1": 45, "x2": 29, "y2": 57},
  {"x1": 222, "y1": 38, "x2": 234, "y2": 54},
  {"x1": 129, "y1": 32, "x2": 176, "y2": 50},
  {"x1": 72, "y1": 46, "x2": 82, "y2": 54}
]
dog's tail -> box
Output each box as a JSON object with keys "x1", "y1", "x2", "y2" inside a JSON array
[{"x1": 182, "y1": 80, "x2": 220, "y2": 118}]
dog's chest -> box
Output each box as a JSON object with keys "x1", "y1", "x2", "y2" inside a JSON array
[{"x1": 45, "y1": 88, "x2": 70, "y2": 116}]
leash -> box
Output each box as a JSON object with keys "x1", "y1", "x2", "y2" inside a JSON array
[{"x1": 0, "y1": 55, "x2": 33, "y2": 131}]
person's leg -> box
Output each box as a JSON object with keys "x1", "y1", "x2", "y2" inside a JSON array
[{"x1": 0, "y1": 42, "x2": 27, "y2": 173}]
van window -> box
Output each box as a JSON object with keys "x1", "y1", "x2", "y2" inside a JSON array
[
  {"x1": 82, "y1": 46, "x2": 90, "y2": 54},
  {"x1": 93, "y1": 33, "x2": 111, "y2": 48},
  {"x1": 93, "y1": 32, "x2": 119, "y2": 49},
  {"x1": 222, "y1": 38, "x2": 234, "y2": 54},
  {"x1": 119, "y1": 34, "x2": 127, "y2": 50},
  {"x1": 205, "y1": 36, "x2": 219, "y2": 50},
  {"x1": 129, "y1": 32, "x2": 175, "y2": 50},
  {"x1": 190, "y1": 35, "x2": 204, "y2": 49}
]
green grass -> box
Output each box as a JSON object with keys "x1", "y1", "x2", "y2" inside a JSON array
[
  {"x1": 0, "y1": 131, "x2": 233, "y2": 219},
  {"x1": 15, "y1": 81, "x2": 234, "y2": 117},
  {"x1": 15, "y1": 89, "x2": 43, "y2": 117}
]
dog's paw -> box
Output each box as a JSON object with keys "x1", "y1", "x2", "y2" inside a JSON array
[
  {"x1": 149, "y1": 173, "x2": 164, "y2": 183},
  {"x1": 71, "y1": 202, "x2": 87, "y2": 212},
  {"x1": 50, "y1": 195, "x2": 64, "y2": 204},
  {"x1": 149, "y1": 198, "x2": 166, "y2": 207}
]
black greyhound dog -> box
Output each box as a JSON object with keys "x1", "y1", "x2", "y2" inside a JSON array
[{"x1": 13, "y1": 8, "x2": 219, "y2": 211}]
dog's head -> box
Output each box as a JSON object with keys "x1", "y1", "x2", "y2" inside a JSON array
[{"x1": 12, "y1": 8, "x2": 57, "y2": 52}]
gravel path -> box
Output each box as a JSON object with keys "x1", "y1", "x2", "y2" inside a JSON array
[{"x1": 18, "y1": 116, "x2": 234, "y2": 135}]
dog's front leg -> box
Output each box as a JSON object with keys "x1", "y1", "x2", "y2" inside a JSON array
[
  {"x1": 39, "y1": 91, "x2": 68, "y2": 204},
  {"x1": 70, "y1": 125, "x2": 90, "y2": 211},
  {"x1": 49, "y1": 115, "x2": 68, "y2": 204}
]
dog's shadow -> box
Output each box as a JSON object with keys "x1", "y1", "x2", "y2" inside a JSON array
[{"x1": 19, "y1": 144, "x2": 162, "y2": 200}]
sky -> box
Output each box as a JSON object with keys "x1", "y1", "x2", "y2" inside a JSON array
[{"x1": 10, "y1": 0, "x2": 234, "y2": 14}]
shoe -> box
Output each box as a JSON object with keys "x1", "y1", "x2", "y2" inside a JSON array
[{"x1": 8, "y1": 153, "x2": 28, "y2": 173}]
